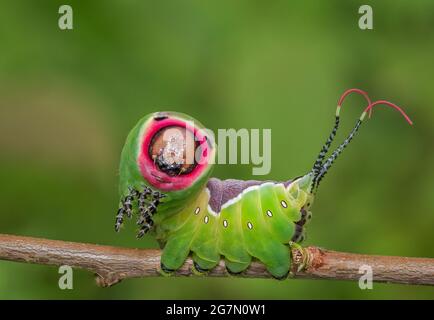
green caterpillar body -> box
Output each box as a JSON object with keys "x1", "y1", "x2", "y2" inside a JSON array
[
  {"x1": 158, "y1": 178, "x2": 313, "y2": 278},
  {"x1": 115, "y1": 111, "x2": 314, "y2": 278},
  {"x1": 115, "y1": 93, "x2": 412, "y2": 278}
]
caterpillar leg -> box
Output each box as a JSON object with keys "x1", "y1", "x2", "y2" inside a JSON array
[
  {"x1": 272, "y1": 270, "x2": 290, "y2": 280},
  {"x1": 192, "y1": 261, "x2": 210, "y2": 276},
  {"x1": 115, "y1": 186, "x2": 166, "y2": 237},
  {"x1": 114, "y1": 187, "x2": 140, "y2": 232},
  {"x1": 159, "y1": 262, "x2": 175, "y2": 277},
  {"x1": 240, "y1": 189, "x2": 291, "y2": 279},
  {"x1": 225, "y1": 257, "x2": 288, "y2": 279},
  {"x1": 136, "y1": 188, "x2": 166, "y2": 238},
  {"x1": 191, "y1": 252, "x2": 219, "y2": 276},
  {"x1": 160, "y1": 232, "x2": 192, "y2": 274},
  {"x1": 114, "y1": 208, "x2": 125, "y2": 232},
  {"x1": 251, "y1": 244, "x2": 291, "y2": 280},
  {"x1": 224, "y1": 259, "x2": 250, "y2": 275}
]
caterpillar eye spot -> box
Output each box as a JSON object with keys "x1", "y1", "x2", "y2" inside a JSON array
[{"x1": 280, "y1": 200, "x2": 288, "y2": 208}]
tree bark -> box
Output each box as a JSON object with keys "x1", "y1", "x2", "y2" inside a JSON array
[{"x1": 0, "y1": 234, "x2": 432, "y2": 287}]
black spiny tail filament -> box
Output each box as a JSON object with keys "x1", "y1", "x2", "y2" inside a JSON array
[
  {"x1": 312, "y1": 116, "x2": 340, "y2": 177},
  {"x1": 314, "y1": 119, "x2": 362, "y2": 189}
]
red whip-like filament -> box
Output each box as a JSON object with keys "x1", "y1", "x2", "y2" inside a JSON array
[
  {"x1": 338, "y1": 88, "x2": 373, "y2": 117},
  {"x1": 365, "y1": 100, "x2": 413, "y2": 125}
]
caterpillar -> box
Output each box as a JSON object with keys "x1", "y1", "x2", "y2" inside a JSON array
[{"x1": 114, "y1": 89, "x2": 413, "y2": 279}]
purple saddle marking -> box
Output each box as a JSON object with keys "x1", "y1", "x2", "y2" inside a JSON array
[{"x1": 206, "y1": 177, "x2": 293, "y2": 213}]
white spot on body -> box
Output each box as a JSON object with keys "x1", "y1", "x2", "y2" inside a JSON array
[
  {"x1": 223, "y1": 220, "x2": 228, "y2": 228},
  {"x1": 204, "y1": 216, "x2": 209, "y2": 224},
  {"x1": 247, "y1": 222, "x2": 253, "y2": 230},
  {"x1": 266, "y1": 210, "x2": 273, "y2": 217},
  {"x1": 194, "y1": 207, "x2": 200, "y2": 215},
  {"x1": 280, "y1": 200, "x2": 288, "y2": 208}
]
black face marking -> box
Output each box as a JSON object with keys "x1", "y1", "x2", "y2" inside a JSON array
[
  {"x1": 153, "y1": 112, "x2": 169, "y2": 121},
  {"x1": 204, "y1": 134, "x2": 213, "y2": 149},
  {"x1": 154, "y1": 155, "x2": 185, "y2": 176}
]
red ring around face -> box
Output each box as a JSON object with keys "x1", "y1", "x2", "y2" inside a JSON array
[{"x1": 137, "y1": 117, "x2": 212, "y2": 191}]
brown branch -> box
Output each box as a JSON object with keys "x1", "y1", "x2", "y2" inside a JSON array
[{"x1": 0, "y1": 233, "x2": 433, "y2": 287}]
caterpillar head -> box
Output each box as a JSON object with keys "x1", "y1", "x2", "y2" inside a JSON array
[{"x1": 118, "y1": 111, "x2": 215, "y2": 212}]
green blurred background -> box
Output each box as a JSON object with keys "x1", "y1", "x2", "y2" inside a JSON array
[{"x1": 0, "y1": 0, "x2": 433, "y2": 299}]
